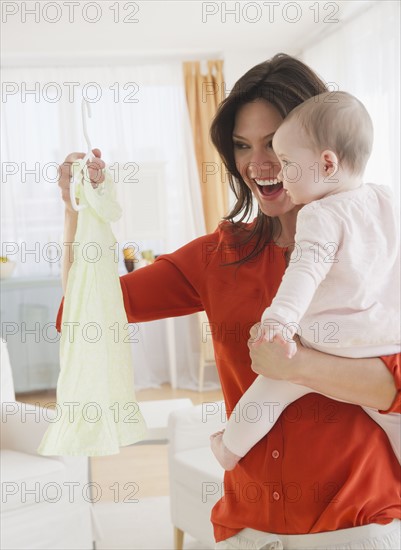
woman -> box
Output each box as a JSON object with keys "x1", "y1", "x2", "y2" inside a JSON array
[{"x1": 56, "y1": 54, "x2": 400, "y2": 549}]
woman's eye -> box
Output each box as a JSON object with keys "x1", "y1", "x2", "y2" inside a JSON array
[
  {"x1": 233, "y1": 142, "x2": 249, "y2": 150},
  {"x1": 266, "y1": 140, "x2": 273, "y2": 148}
]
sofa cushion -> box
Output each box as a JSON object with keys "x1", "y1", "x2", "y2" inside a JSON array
[
  {"x1": 1, "y1": 449, "x2": 66, "y2": 512},
  {"x1": 0, "y1": 338, "x2": 15, "y2": 403},
  {"x1": 172, "y1": 446, "x2": 224, "y2": 499}
]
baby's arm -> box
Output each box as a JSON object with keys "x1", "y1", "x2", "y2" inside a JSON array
[{"x1": 262, "y1": 206, "x2": 340, "y2": 354}]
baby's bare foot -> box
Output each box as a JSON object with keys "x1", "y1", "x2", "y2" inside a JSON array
[{"x1": 210, "y1": 430, "x2": 241, "y2": 471}]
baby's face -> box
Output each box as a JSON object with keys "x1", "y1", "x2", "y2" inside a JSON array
[{"x1": 272, "y1": 121, "x2": 330, "y2": 205}]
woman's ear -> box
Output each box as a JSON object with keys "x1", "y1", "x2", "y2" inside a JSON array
[{"x1": 321, "y1": 150, "x2": 339, "y2": 180}]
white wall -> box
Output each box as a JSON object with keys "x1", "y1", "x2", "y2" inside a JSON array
[
  {"x1": 301, "y1": 0, "x2": 400, "y2": 199},
  {"x1": 222, "y1": 48, "x2": 274, "y2": 92}
]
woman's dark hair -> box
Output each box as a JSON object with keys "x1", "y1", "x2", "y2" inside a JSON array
[{"x1": 210, "y1": 53, "x2": 328, "y2": 264}]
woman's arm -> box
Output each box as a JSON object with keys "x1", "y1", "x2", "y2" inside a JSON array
[
  {"x1": 61, "y1": 209, "x2": 78, "y2": 295},
  {"x1": 249, "y1": 325, "x2": 398, "y2": 411}
]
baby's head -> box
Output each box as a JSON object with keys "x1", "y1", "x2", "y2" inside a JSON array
[{"x1": 272, "y1": 91, "x2": 373, "y2": 204}]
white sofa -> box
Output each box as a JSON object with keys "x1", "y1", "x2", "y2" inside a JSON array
[
  {"x1": 0, "y1": 338, "x2": 97, "y2": 550},
  {"x1": 168, "y1": 401, "x2": 226, "y2": 550}
]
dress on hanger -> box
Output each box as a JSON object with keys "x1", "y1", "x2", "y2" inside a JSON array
[{"x1": 38, "y1": 165, "x2": 147, "y2": 456}]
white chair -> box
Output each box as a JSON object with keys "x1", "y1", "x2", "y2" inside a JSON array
[
  {"x1": 198, "y1": 311, "x2": 217, "y2": 393},
  {"x1": 168, "y1": 401, "x2": 225, "y2": 550},
  {"x1": 0, "y1": 338, "x2": 97, "y2": 550}
]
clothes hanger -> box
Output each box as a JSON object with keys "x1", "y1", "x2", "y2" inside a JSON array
[{"x1": 69, "y1": 98, "x2": 97, "y2": 211}]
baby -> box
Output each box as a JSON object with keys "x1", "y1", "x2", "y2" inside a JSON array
[{"x1": 211, "y1": 91, "x2": 401, "y2": 470}]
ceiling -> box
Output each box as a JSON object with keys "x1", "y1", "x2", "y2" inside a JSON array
[{"x1": 2, "y1": 0, "x2": 376, "y2": 62}]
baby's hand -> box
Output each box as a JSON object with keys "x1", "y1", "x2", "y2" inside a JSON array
[
  {"x1": 271, "y1": 332, "x2": 297, "y2": 359},
  {"x1": 260, "y1": 320, "x2": 297, "y2": 358}
]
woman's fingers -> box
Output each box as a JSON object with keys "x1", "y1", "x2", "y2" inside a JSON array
[
  {"x1": 87, "y1": 149, "x2": 105, "y2": 186},
  {"x1": 248, "y1": 330, "x2": 301, "y2": 380},
  {"x1": 248, "y1": 322, "x2": 263, "y2": 348},
  {"x1": 273, "y1": 333, "x2": 297, "y2": 359},
  {"x1": 58, "y1": 149, "x2": 106, "y2": 208},
  {"x1": 87, "y1": 161, "x2": 105, "y2": 185}
]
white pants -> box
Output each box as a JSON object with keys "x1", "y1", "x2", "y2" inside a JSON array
[
  {"x1": 215, "y1": 520, "x2": 401, "y2": 549},
  {"x1": 223, "y1": 377, "x2": 401, "y2": 463}
]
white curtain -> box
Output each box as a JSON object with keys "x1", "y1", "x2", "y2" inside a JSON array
[
  {"x1": 300, "y1": 0, "x2": 400, "y2": 202},
  {"x1": 1, "y1": 61, "x2": 221, "y2": 391},
  {"x1": 1, "y1": 63, "x2": 205, "y2": 273}
]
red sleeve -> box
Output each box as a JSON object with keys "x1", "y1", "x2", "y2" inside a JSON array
[
  {"x1": 379, "y1": 353, "x2": 401, "y2": 414},
  {"x1": 119, "y1": 256, "x2": 203, "y2": 323},
  {"x1": 56, "y1": 296, "x2": 65, "y2": 333},
  {"x1": 55, "y1": 238, "x2": 209, "y2": 332}
]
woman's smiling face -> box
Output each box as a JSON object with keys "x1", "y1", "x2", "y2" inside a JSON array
[{"x1": 233, "y1": 99, "x2": 297, "y2": 218}]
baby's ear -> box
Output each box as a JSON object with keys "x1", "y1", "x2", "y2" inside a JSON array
[{"x1": 321, "y1": 149, "x2": 339, "y2": 178}]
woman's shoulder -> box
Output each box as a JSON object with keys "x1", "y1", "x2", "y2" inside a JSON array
[
  {"x1": 181, "y1": 219, "x2": 259, "y2": 247},
  {"x1": 216, "y1": 218, "x2": 260, "y2": 240},
  {"x1": 164, "y1": 218, "x2": 262, "y2": 269}
]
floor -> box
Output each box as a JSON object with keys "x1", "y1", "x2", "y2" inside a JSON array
[
  {"x1": 17, "y1": 384, "x2": 224, "y2": 500},
  {"x1": 94, "y1": 497, "x2": 212, "y2": 549}
]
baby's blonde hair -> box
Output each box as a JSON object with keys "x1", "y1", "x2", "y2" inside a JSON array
[{"x1": 282, "y1": 91, "x2": 373, "y2": 176}]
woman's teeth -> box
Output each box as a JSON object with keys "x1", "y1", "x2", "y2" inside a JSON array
[
  {"x1": 254, "y1": 178, "x2": 283, "y2": 197},
  {"x1": 255, "y1": 178, "x2": 279, "y2": 186}
]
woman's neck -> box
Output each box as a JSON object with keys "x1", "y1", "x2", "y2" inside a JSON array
[{"x1": 274, "y1": 205, "x2": 302, "y2": 247}]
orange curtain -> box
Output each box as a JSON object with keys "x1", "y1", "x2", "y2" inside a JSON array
[{"x1": 183, "y1": 60, "x2": 228, "y2": 234}]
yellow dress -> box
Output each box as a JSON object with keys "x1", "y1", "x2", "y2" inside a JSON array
[{"x1": 38, "y1": 166, "x2": 147, "y2": 456}]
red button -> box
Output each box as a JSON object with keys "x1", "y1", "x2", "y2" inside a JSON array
[
  {"x1": 272, "y1": 450, "x2": 280, "y2": 459},
  {"x1": 273, "y1": 491, "x2": 280, "y2": 501}
]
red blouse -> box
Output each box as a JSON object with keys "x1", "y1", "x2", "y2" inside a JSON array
[{"x1": 56, "y1": 222, "x2": 401, "y2": 543}]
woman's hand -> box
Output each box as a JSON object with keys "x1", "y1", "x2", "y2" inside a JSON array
[
  {"x1": 58, "y1": 148, "x2": 106, "y2": 292},
  {"x1": 248, "y1": 323, "x2": 303, "y2": 383},
  {"x1": 248, "y1": 322, "x2": 398, "y2": 410},
  {"x1": 58, "y1": 148, "x2": 106, "y2": 212}
]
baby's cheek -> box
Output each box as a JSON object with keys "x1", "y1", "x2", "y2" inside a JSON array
[{"x1": 285, "y1": 164, "x2": 301, "y2": 183}]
